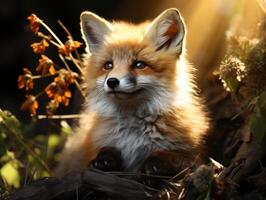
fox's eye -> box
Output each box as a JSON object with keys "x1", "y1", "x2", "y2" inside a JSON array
[
  {"x1": 103, "y1": 61, "x2": 113, "y2": 70},
  {"x1": 133, "y1": 61, "x2": 147, "y2": 69}
]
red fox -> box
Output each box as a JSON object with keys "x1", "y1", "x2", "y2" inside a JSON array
[{"x1": 55, "y1": 8, "x2": 209, "y2": 177}]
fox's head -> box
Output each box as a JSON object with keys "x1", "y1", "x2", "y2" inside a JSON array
[{"x1": 81, "y1": 8, "x2": 190, "y2": 117}]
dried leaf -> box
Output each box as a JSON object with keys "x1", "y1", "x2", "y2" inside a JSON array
[
  {"x1": 59, "y1": 40, "x2": 82, "y2": 56},
  {"x1": 36, "y1": 55, "x2": 56, "y2": 75},
  {"x1": 17, "y1": 68, "x2": 34, "y2": 91},
  {"x1": 31, "y1": 39, "x2": 49, "y2": 54},
  {"x1": 45, "y1": 82, "x2": 72, "y2": 106},
  {"x1": 27, "y1": 14, "x2": 41, "y2": 34},
  {"x1": 21, "y1": 95, "x2": 39, "y2": 115}
]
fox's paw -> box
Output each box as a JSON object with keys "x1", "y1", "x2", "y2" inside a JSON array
[
  {"x1": 140, "y1": 150, "x2": 193, "y2": 187},
  {"x1": 90, "y1": 147, "x2": 123, "y2": 172}
]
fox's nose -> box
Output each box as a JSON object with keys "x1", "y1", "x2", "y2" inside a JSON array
[{"x1": 107, "y1": 78, "x2": 120, "y2": 89}]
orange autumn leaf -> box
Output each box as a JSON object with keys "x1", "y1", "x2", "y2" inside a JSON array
[
  {"x1": 31, "y1": 39, "x2": 49, "y2": 54},
  {"x1": 45, "y1": 82, "x2": 72, "y2": 106},
  {"x1": 27, "y1": 14, "x2": 41, "y2": 34},
  {"x1": 36, "y1": 55, "x2": 56, "y2": 75},
  {"x1": 55, "y1": 90, "x2": 71, "y2": 106},
  {"x1": 18, "y1": 68, "x2": 34, "y2": 91},
  {"x1": 45, "y1": 82, "x2": 59, "y2": 98},
  {"x1": 59, "y1": 40, "x2": 82, "y2": 56},
  {"x1": 55, "y1": 69, "x2": 76, "y2": 86},
  {"x1": 21, "y1": 95, "x2": 39, "y2": 115},
  {"x1": 45, "y1": 70, "x2": 77, "y2": 106}
]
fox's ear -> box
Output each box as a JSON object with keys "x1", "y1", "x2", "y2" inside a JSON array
[
  {"x1": 144, "y1": 8, "x2": 185, "y2": 55},
  {"x1": 80, "y1": 11, "x2": 112, "y2": 53}
]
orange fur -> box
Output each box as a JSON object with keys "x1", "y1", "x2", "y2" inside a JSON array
[{"x1": 55, "y1": 9, "x2": 210, "y2": 177}]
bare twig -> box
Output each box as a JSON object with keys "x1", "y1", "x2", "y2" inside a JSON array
[
  {"x1": 168, "y1": 167, "x2": 190, "y2": 181},
  {"x1": 57, "y1": 20, "x2": 84, "y2": 75},
  {"x1": 39, "y1": 19, "x2": 64, "y2": 46},
  {"x1": 37, "y1": 32, "x2": 61, "y2": 48},
  {"x1": 35, "y1": 90, "x2": 46, "y2": 99},
  {"x1": 32, "y1": 72, "x2": 58, "y2": 80},
  {"x1": 68, "y1": 54, "x2": 84, "y2": 76},
  {"x1": 37, "y1": 114, "x2": 81, "y2": 120},
  {"x1": 58, "y1": 54, "x2": 86, "y2": 98}
]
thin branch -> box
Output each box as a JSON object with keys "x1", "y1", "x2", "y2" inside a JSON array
[
  {"x1": 57, "y1": 20, "x2": 84, "y2": 75},
  {"x1": 35, "y1": 90, "x2": 46, "y2": 99},
  {"x1": 37, "y1": 32, "x2": 62, "y2": 48},
  {"x1": 168, "y1": 167, "x2": 190, "y2": 181},
  {"x1": 38, "y1": 18, "x2": 85, "y2": 98},
  {"x1": 109, "y1": 171, "x2": 171, "y2": 179},
  {"x1": 39, "y1": 19, "x2": 64, "y2": 46},
  {"x1": 69, "y1": 54, "x2": 84, "y2": 76},
  {"x1": 36, "y1": 32, "x2": 52, "y2": 41},
  {"x1": 37, "y1": 114, "x2": 82, "y2": 120},
  {"x1": 32, "y1": 72, "x2": 58, "y2": 80},
  {"x1": 58, "y1": 54, "x2": 86, "y2": 98},
  {"x1": 57, "y1": 20, "x2": 73, "y2": 38}
]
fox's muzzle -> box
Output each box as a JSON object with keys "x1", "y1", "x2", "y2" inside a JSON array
[
  {"x1": 107, "y1": 77, "x2": 120, "y2": 89},
  {"x1": 105, "y1": 75, "x2": 138, "y2": 93}
]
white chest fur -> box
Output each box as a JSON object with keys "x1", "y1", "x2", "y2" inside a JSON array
[{"x1": 95, "y1": 114, "x2": 182, "y2": 171}]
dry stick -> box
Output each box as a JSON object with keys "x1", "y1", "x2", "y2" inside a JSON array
[
  {"x1": 32, "y1": 72, "x2": 59, "y2": 80},
  {"x1": 36, "y1": 32, "x2": 73, "y2": 75},
  {"x1": 57, "y1": 20, "x2": 84, "y2": 64},
  {"x1": 37, "y1": 32, "x2": 52, "y2": 41},
  {"x1": 39, "y1": 19, "x2": 64, "y2": 46},
  {"x1": 1, "y1": 121, "x2": 50, "y2": 172},
  {"x1": 35, "y1": 90, "x2": 46, "y2": 99},
  {"x1": 109, "y1": 171, "x2": 171, "y2": 179},
  {"x1": 57, "y1": 20, "x2": 73, "y2": 39},
  {"x1": 37, "y1": 32, "x2": 61, "y2": 48},
  {"x1": 178, "y1": 188, "x2": 185, "y2": 200},
  {"x1": 168, "y1": 167, "x2": 190, "y2": 181},
  {"x1": 38, "y1": 18, "x2": 86, "y2": 98},
  {"x1": 57, "y1": 20, "x2": 84, "y2": 75},
  {"x1": 69, "y1": 54, "x2": 84, "y2": 76},
  {"x1": 168, "y1": 155, "x2": 200, "y2": 181},
  {"x1": 37, "y1": 32, "x2": 81, "y2": 75},
  {"x1": 39, "y1": 19, "x2": 74, "y2": 72},
  {"x1": 73, "y1": 47, "x2": 84, "y2": 68},
  {"x1": 37, "y1": 114, "x2": 81, "y2": 120},
  {"x1": 59, "y1": 54, "x2": 86, "y2": 98},
  {"x1": 63, "y1": 54, "x2": 84, "y2": 76},
  {"x1": 38, "y1": 21, "x2": 83, "y2": 75}
]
